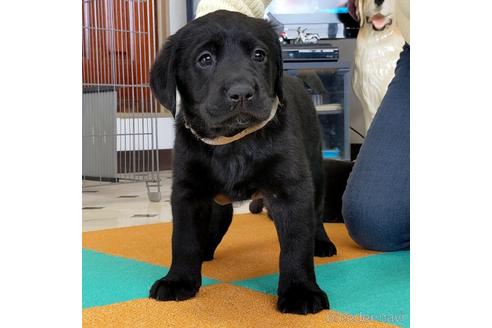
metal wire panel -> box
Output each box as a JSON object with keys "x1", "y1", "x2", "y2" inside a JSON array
[{"x1": 82, "y1": 0, "x2": 161, "y2": 201}]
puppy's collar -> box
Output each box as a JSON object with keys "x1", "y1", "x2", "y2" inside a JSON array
[{"x1": 184, "y1": 97, "x2": 280, "y2": 146}]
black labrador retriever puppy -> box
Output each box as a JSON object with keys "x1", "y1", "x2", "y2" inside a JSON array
[{"x1": 149, "y1": 10, "x2": 337, "y2": 314}]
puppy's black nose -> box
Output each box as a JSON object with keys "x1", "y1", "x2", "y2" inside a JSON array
[
  {"x1": 375, "y1": 0, "x2": 384, "y2": 6},
  {"x1": 227, "y1": 83, "x2": 254, "y2": 103}
]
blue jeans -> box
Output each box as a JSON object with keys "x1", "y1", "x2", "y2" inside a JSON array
[{"x1": 342, "y1": 44, "x2": 410, "y2": 251}]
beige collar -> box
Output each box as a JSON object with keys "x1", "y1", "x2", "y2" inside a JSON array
[{"x1": 184, "y1": 97, "x2": 280, "y2": 146}]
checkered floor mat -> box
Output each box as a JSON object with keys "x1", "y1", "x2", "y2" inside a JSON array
[{"x1": 83, "y1": 213, "x2": 409, "y2": 327}]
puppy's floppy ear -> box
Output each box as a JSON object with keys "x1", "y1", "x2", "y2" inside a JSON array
[
  {"x1": 150, "y1": 36, "x2": 177, "y2": 117},
  {"x1": 273, "y1": 36, "x2": 284, "y2": 104}
]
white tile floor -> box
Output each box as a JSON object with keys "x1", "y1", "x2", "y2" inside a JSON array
[{"x1": 82, "y1": 170, "x2": 251, "y2": 232}]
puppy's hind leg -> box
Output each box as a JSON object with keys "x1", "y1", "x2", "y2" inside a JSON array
[
  {"x1": 249, "y1": 197, "x2": 274, "y2": 220},
  {"x1": 249, "y1": 198, "x2": 264, "y2": 214},
  {"x1": 314, "y1": 220, "x2": 337, "y2": 257},
  {"x1": 202, "y1": 202, "x2": 233, "y2": 261},
  {"x1": 313, "y1": 160, "x2": 337, "y2": 257}
]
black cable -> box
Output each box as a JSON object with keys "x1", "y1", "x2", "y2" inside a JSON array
[{"x1": 350, "y1": 126, "x2": 365, "y2": 139}]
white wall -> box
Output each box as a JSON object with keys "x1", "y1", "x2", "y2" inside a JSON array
[
  {"x1": 116, "y1": 117, "x2": 175, "y2": 150},
  {"x1": 169, "y1": 0, "x2": 187, "y2": 34}
]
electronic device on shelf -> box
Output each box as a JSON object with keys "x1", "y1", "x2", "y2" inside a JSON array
[{"x1": 282, "y1": 44, "x2": 339, "y2": 62}]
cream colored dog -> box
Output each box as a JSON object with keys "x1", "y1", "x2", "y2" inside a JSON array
[{"x1": 352, "y1": 0, "x2": 405, "y2": 131}]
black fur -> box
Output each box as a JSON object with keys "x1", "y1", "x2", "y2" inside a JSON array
[
  {"x1": 248, "y1": 158, "x2": 354, "y2": 223},
  {"x1": 322, "y1": 159, "x2": 354, "y2": 222},
  {"x1": 149, "y1": 10, "x2": 336, "y2": 315}
]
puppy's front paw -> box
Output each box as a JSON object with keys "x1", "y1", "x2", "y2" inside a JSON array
[
  {"x1": 315, "y1": 238, "x2": 337, "y2": 257},
  {"x1": 277, "y1": 284, "x2": 329, "y2": 314},
  {"x1": 149, "y1": 277, "x2": 199, "y2": 301}
]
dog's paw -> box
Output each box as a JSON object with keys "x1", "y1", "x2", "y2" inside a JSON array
[
  {"x1": 149, "y1": 277, "x2": 199, "y2": 301},
  {"x1": 277, "y1": 284, "x2": 329, "y2": 314},
  {"x1": 314, "y1": 239, "x2": 337, "y2": 257},
  {"x1": 249, "y1": 199, "x2": 264, "y2": 214}
]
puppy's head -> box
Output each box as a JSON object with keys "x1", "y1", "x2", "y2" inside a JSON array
[
  {"x1": 357, "y1": 0, "x2": 397, "y2": 31},
  {"x1": 150, "y1": 10, "x2": 283, "y2": 138}
]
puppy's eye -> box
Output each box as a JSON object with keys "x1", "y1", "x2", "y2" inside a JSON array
[
  {"x1": 197, "y1": 52, "x2": 214, "y2": 68},
  {"x1": 253, "y1": 49, "x2": 266, "y2": 62}
]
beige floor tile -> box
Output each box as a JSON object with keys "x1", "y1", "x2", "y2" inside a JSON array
[{"x1": 83, "y1": 170, "x2": 253, "y2": 232}]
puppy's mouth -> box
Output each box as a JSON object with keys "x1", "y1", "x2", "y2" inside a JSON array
[
  {"x1": 214, "y1": 112, "x2": 262, "y2": 137},
  {"x1": 366, "y1": 14, "x2": 393, "y2": 31},
  {"x1": 234, "y1": 114, "x2": 253, "y2": 127},
  {"x1": 196, "y1": 97, "x2": 278, "y2": 139}
]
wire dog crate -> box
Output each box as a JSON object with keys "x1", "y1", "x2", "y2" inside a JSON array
[{"x1": 82, "y1": 0, "x2": 161, "y2": 201}]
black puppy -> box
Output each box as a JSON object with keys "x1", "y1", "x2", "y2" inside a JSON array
[{"x1": 149, "y1": 10, "x2": 337, "y2": 315}]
